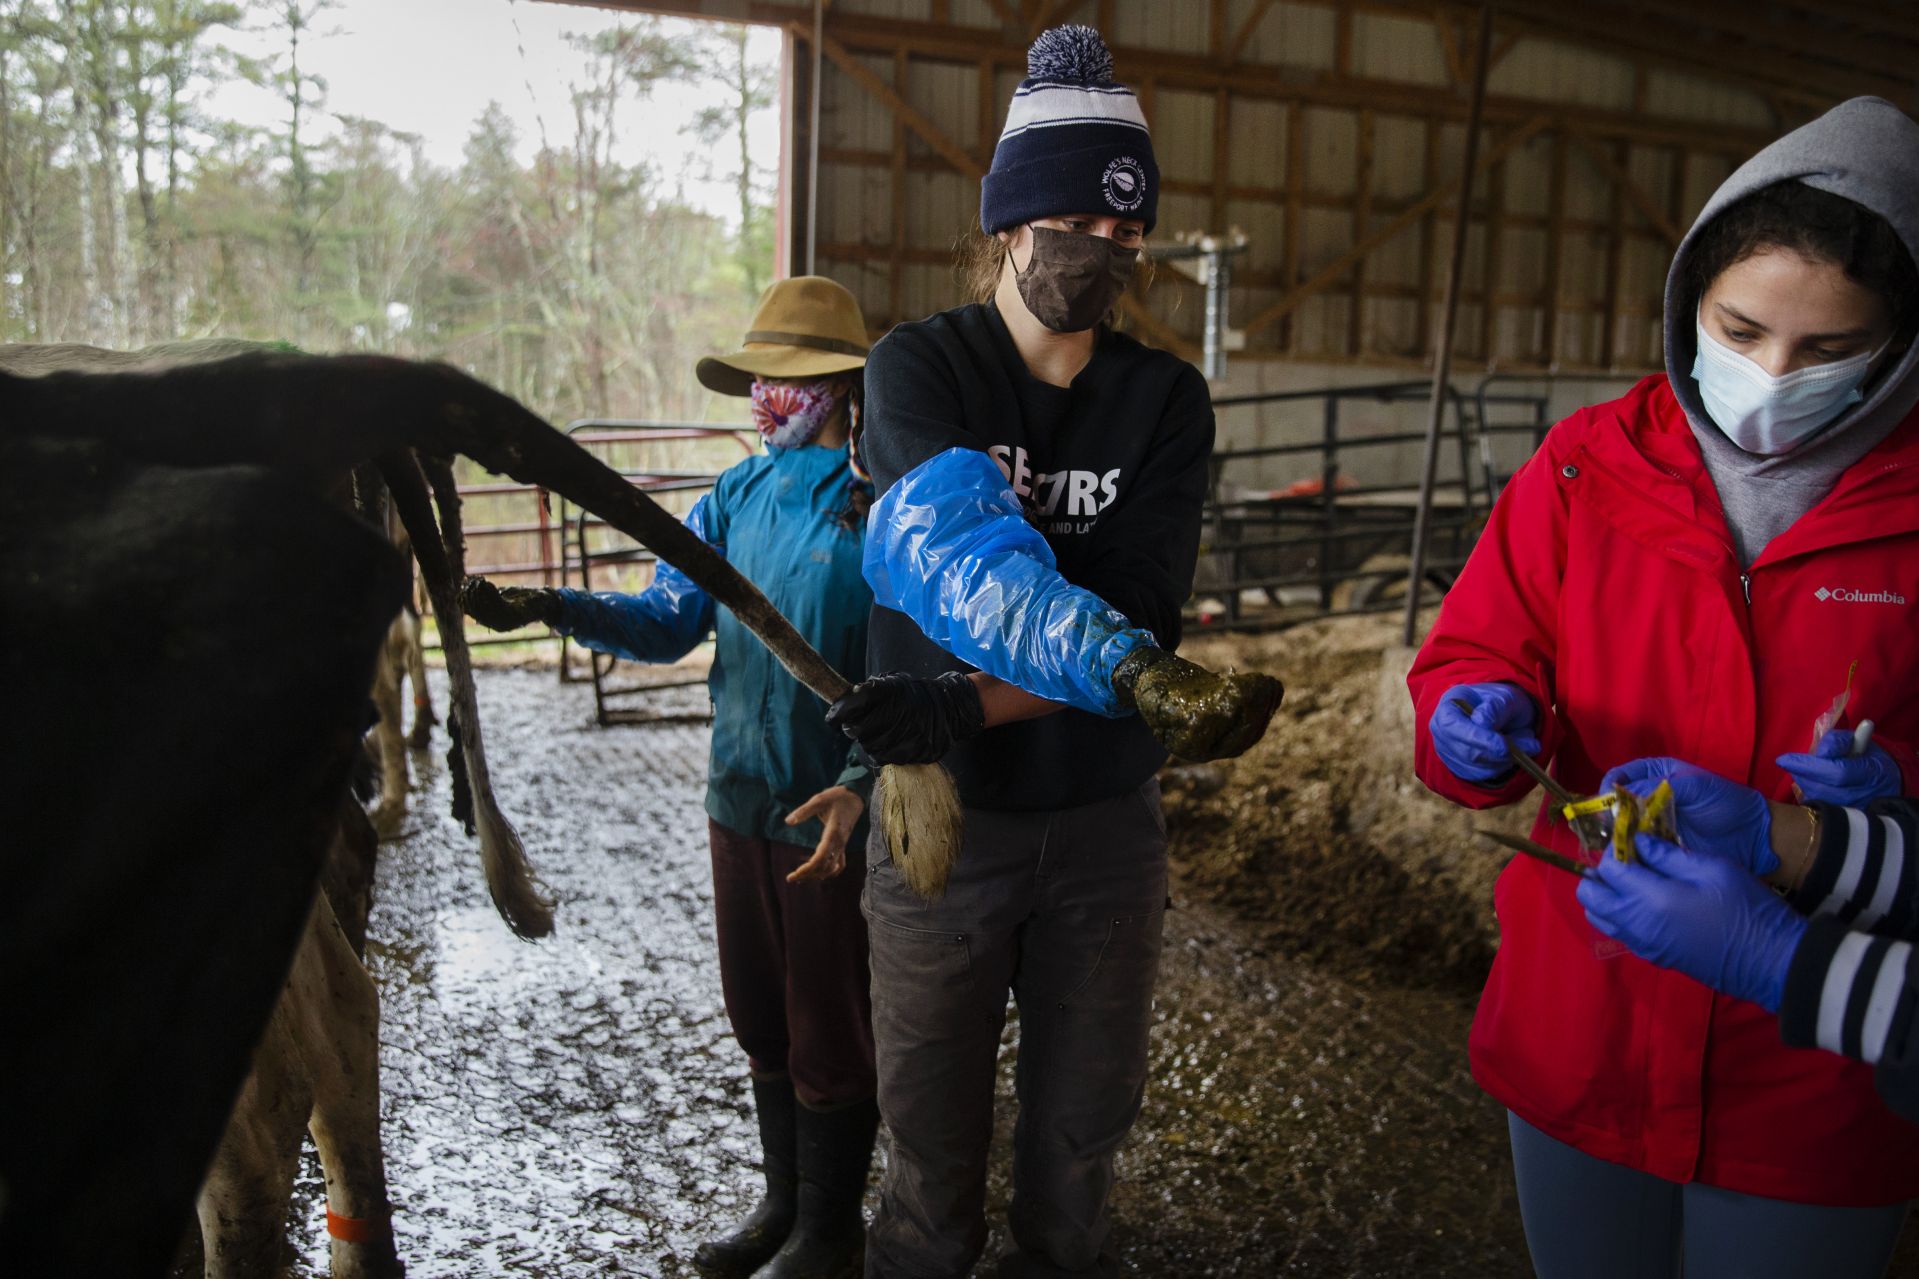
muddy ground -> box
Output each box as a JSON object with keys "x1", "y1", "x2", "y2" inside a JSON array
[{"x1": 223, "y1": 617, "x2": 1914, "y2": 1276}]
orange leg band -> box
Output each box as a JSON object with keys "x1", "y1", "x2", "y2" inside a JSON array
[{"x1": 325, "y1": 1204, "x2": 389, "y2": 1244}]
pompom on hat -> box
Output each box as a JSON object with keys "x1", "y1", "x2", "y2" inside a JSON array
[
  {"x1": 696, "y1": 275, "x2": 869, "y2": 397},
  {"x1": 980, "y1": 25, "x2": 1159, "y2": 235}
]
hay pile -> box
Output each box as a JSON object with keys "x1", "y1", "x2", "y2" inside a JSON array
[{"x1": 1164, "y1": 612, "x2": 1535, "y2": 997}]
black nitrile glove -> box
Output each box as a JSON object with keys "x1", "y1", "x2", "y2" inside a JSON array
[
  {"x1": 1113, "y1": 647, "x2": 1284, "y2": 762},
  {"x1": 459, "y1": 576, "x2": 563, "y2": 632},
  {"x1": 826, "y1": 671, "x2": 985, "y2": 765}
]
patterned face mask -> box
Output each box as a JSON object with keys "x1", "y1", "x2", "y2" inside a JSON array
[{"x1": 750, "y1": 378, "x2": 841, "y2": 449}]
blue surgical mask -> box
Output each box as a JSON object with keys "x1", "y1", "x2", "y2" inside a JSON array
[{"x1": 1692, "y1": 317, "x2": 1885, "y2": 456}]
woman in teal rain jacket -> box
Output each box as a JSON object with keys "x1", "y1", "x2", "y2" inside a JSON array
[{"x1": 461, "y1": 277, "x2": 880, "y2": 1279}]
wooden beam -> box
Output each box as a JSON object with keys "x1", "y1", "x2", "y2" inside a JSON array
[
  {"x1": 1211, "y1": 88, "x2": 1231, "y2": 232},
  {"x1": 1633, "y1": 0, "x2": 1919, "y2": 89},
  {"x1": 809, "y1": 11, "x2": 1776, "y2": 153},
  {"x1": 1244, "y1": 114, "x2": 1550, "y2": 338},
  {"x1": 1415, "y1": 118, "x2": 1440, "y2": 357},
  {"x1": 1599, "y1": 137, "x2": 1628, "y2": 369},
  {"x1": 576, "y1": 1, "x2": 1854, "y2": 120},
  {"x1": 1435, "y1": 12, "x2": 1467, "y2": 88},
  {"x1": 980, "y1": 0, "x2": 1019, "y2": 29},
  {"x1": 1484, "y1": 0, "x2": 1906, "y2": 105},
  {"x1": 1566, "y1": 132, "x2": 1682, "y2": 247},
  {"x1": 1541, "y1": 129, "x2": 1566, "y2": 366},
  {"x1": 1477, "y1": 152, "x2": 1505, "y2": 361},
  {"x1": 815, "y1": 31, "x2": 985, "y2": 179},
  {"x1": 1334, "y1": 5, "x2": 1354, "y2": 76},
  {"x1": 977, "y1": 59, "x2": 998, "y2": 169},
  {"x1": 1228, "y1": 0, "x2": 1279, "y2": 65},
  {"x1": 1025, "y1": 0, "x2": 1058, "y2": 41},
  {"x1": 1210, "y1": 0, "x2": 1227, "y2": 58},
  {"x1": 1349, "y1": 110, "x2": 1375, "y2": 357},
  {"x1": 1485, "y1": 28, "x2": 1522, "y2": 73},
  {"x1": 1282, "y1": 103, "x2": 1304, "y2": 353},
  {"x1": 890, "y1": 47, "x2": 908, "y2": 325},
  {"x1": 820, "y1": 144, "x2": 1686, "y2": 243}
]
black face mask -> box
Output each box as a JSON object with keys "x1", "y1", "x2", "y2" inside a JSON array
[{"x1": 1013, "y1": 225, "x2": 1139, "y2": 333}]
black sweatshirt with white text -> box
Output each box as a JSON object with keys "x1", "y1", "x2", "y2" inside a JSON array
[{"x1": 860, "y1": 302, "x2": 1214, "y2": 812}]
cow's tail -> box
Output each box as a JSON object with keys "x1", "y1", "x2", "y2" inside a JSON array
[{"x1": 380, "y1": 451, "x2": 554, "y2": 940}]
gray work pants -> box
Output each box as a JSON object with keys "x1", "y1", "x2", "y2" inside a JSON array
[{"x1": 862, "y1": 780, "x2": 1168, "y2": 1278}]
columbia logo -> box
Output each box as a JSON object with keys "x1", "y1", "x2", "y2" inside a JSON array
[{"x1": 1815, "y1": 586, "x2": 1907, "y2": 605}]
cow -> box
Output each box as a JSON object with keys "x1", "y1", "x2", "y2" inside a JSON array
[
  {"x1": 0, "y1": 346, "x2": 554, "y2": 1279},
  {"x1": 1, "y1": 347, "x2": 848, "y2": 1278}
]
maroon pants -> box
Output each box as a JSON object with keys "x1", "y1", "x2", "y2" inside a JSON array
[{"x1": 708, "y1": 819, "x2": 876, "y2": 1109}]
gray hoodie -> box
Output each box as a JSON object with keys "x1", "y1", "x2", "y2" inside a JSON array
[{"x1": 1664, "y1": 95, "x2": 1919, "y2": 567}]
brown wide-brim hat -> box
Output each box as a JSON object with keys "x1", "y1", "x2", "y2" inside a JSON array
[{"x1": 696, "y1": 275, "x2": 870, "y2": 397}]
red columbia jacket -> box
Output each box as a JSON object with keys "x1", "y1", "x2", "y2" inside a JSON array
[{"x1": 1410, "y1": 374, "x2": 1919, "y2": 1205}]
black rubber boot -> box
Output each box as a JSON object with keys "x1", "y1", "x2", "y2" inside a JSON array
[
  {"x1": 695, "y1": 1075, "x2": 798, "y2": 1276},
  {"x1": 752, "y1": 1098, "x2": 879, "y2": 1279}
]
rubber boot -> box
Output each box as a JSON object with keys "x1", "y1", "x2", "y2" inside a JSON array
[
  {"x1": 752, "y1": 1097, "x2": 879, "y2": 1279},
  {"x1": 695, "y1": 1075, "x2": 798, "y2": 1276}
]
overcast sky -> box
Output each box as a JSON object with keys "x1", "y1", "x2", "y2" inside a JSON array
[{"x1": 205, "y1": 0, "x2": 785, "y2": 224}]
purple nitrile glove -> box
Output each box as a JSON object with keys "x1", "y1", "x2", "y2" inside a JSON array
[
  {"x1": 1598, "y1": 757, "x2": 1776, "y2": 877},
  {"x1": 1430, "y1": 682, "x2": 1541, "y2": 785},
  {"x1": 1777, "y1": 729, "x2": 1902, "y2": 806},
  {"x1": 1577, "y1": 832, "x2": 1807, "y2": 1012}
]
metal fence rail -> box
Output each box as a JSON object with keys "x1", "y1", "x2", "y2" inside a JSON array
[
  {"x1": 423, "y1": 421, "x2": 756, "y2": 729},
  {"x1": 1190, "y1": 375, "x2": 1554, "y2": 630}
]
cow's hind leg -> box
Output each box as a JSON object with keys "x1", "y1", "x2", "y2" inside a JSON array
[
  {"x1": 197, "y1": 956, "x2": 313, "y2": 1277},
  {"x1": 403, "y1": 603, "x2": 436, "y2": 751},
  {"x1": 303, "y1": 898, "x2": 403, "y2": 1279},
  {"x1": 368, "y1": 620, "x2": 410, "y2": 839}
]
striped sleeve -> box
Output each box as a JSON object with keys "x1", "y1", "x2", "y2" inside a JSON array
[
  {"x1": 1780, "y1": 917, "x2": 1919, "y2": 1123},
  {"x1": 1780, "y1": 917, "x2": 1919, "y2": 1065},
  {"x1": 1789, "y1": 800, "x2": 1919, "y2": 939}
]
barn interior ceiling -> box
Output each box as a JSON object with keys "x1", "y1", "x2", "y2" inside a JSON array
[{"x1": 536, "y1": 0, "x2": 1919, "y2": 374}]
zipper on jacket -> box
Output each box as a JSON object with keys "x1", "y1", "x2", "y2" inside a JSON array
[{"x1": 1740, "y1": 573, "x2": 1751, "y2": 605}]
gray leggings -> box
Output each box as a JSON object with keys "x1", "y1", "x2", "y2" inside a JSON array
[{"x1": 1508, "y1": 1112, "x2": 1908, "y2": 1278}]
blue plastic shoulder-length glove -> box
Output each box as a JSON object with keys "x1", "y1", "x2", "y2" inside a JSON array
[
  {"x1": 1599, "y1": 757, "x2": 1776, "y2": 876},
  {"x1": 864, "y1": 447, "x2": 1152, "y2": 717},
  {"x1": 1577, "y1": 832, "x2": 1807, "y2": 1012},
  {"x1": 1429, "y1": 682, "x2": 1540, "y2": 784},
  {"x1": 1777, "y1": 729, "x2": 1902, "y2": 807}
]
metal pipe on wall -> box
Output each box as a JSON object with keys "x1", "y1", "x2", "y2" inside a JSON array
[{"x1": 1402, "y1": 3, "x2": 1495, "y2": 647}]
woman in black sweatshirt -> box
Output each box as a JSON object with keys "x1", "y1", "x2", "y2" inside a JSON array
[{"x1": 823, "y1": 25, "x2": 1279, "y2": 1279}]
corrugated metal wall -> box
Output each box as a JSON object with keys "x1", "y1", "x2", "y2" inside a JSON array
[
  {"x1": 565, "y1": 0, "x2": 1854, "y2": 484},
  {"x1": 796, "y1": 0, "x2": 1783, "y2": 379}
]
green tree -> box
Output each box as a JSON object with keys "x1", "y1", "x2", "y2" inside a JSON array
[{"x1": 688, "y1": 24, "x2": 775, "y2": 298}]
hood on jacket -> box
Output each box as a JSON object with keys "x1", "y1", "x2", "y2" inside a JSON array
[{"x1": 1664, "y1": 96, "x2": 1919, "y2": 452}]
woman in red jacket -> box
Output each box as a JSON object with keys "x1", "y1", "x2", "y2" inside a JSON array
[{"x1": 1410, "y1": 96, "x2": 1919, "y2": 1276}]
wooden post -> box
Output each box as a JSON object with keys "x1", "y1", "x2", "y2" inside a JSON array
[
  {"x1": 890, "y1": 48, "x2": 908, "y2": 325},
  {"x1": 1541, "y1": 128, "x2": 1567, "y2": 365},
  {"x1": 1415, "y1": 118, "x2": 1439, "y2": 357},
  {"x1": 1282, "y1": 101, "x2": 1304, "y2": 354},
  {"x1": 1478, "y1": 154, "x2": 1506, "y2": 361},
  {"x1": 1211, "y1": 88, "x2": 1232, "y2": 232},
  {"x1": 1600, "y1": 138, "x2": 1628, "y2": 369},
  {"x1": 1403, "y1": 3, "x2": 1494, "y2": 647},
  {"x1": 1349, "y1": 109, "x2": 1375, "y2": 358}
]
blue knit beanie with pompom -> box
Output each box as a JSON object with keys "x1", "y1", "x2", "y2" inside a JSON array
[{"x1": 980, "y1": 25, "x2": 1158, "y2": 235}]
